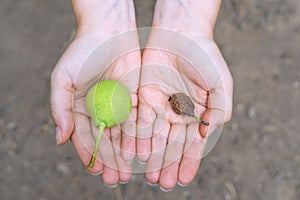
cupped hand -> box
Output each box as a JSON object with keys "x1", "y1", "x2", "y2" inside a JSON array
[
  {"x1": 136, "y1": 0, "x2": 233, "y2": 190},
  {"x1": 50, "y1": 0, "x2": 140, "y2": 186},
  {"x1": 137, "y1": 29, "x2": 233, "y2": 190}
]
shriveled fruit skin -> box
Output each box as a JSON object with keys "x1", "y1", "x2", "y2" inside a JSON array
[
  {"x1": 85, "y1": 80, "x2": 132, "y2": 128},
  {"x1": 169, "y1": 93, "x2": 209, "y2": 127},
  {"x1": 169, "y1": 93, "x2": 195, "y2": 117}
]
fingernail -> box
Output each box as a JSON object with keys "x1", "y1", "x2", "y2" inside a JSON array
[
  {"x1": 56, "y1": 127, "x2": 62, "y2": 145},
  {"x1": 118, "y1": 181, "x2": 129, "y2": 185},
  {"x1": 91, "y1": 171, "x2": 103, "y2": 176},
  {"x1": 159, "y1": 186, "x2": 173, "y2": 192},
  {"x1": 146, "y1": 181, "x2": 158, "y2": 186},
  {"x1": 104, "y1": 183, "x2": 118, "y2": 189},
  {"x1": 177, "y1": 181, "x2": 188, "y2": 187}
]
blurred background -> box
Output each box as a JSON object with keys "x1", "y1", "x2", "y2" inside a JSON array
[{"x1": 0, "y1": 0, "x2": 299, "y2": 199}]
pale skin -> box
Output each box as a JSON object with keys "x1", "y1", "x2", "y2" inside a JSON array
[
  {"x1": 50, "y1": 0, "x2": 233, "y2": 190},
  {"x1": 51, "y1": 0, "x2": 140, "y2": 185}
]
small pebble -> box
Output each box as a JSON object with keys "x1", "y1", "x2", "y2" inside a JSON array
[
  {"x1": 274, "y1": 171, "x2": 284, "y2": 182},
  {"x1": 224, "y1": 181, "x2": 238, "y2": 200},
  {"x1": 247, "y1": 106, "x2": 256, "y2": 119},
  {"x1": 293, "y1": 81, "x2": 300, "y2": 88},
  {"x1": 7, "y1": 121, "x2": 17, "y2": 130},
  {"x1": 56, "y1": 163, "x2": 70, "y2": 175},
  {"x1": 224, "y1": 192, "x2": 231, "y2": 200}
]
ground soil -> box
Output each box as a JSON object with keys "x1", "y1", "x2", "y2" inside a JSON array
[{"x1": 0, "y1": 0, "x2": 299, "y2": 199}]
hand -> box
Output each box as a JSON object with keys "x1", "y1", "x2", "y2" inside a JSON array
[
  {"x1": 136, "y1": 0, "x2": 233, "y2": 190},
  {"x1": 50, "y1": 0, "x2": 140, "y2": 186}
]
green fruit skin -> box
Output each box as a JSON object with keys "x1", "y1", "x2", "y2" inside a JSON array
[{"x1": 85, "y1": 80, "x2": 132, "y2": 128}]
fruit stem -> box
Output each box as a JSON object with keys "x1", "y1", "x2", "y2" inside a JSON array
[
  {"x1": 88, "y1": 122, "x2": 106, "y2": 168},
  {"x1": 193, "y1": 116, "x2": 209, "y2": 126}
]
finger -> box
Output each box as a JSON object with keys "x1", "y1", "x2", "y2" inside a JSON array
[
  {"x1": 121, "y1": 108, "x2": 137, "y2": 162},
  {"x1": 145, "y1": 117, "x2": 170, "y2": 184},
  {"x1": 102, "y1": 166, "x2": 119, "y2": 187},
  {"x1": 178, "y1": 123, "x2": 206, "y2": 185},
  {"x1": 159, "y1": 123, "x2": 186, "y2": 190},
  {"x1": 199, "y1": 108, "x2": 226, "y2": 138},
  {"x1": 111, "y1": 126, "x2": 132, "y2": 183},
  {"x1": 50, "y1": 70, "x2": 74, "y2": 145},
  {"x1": 201, "y1": 70, "x2": 233, "y2": 138},
  {"x1": 71, "y1": 113, "x2": 103, "y2": 175},
  {"x1": 137, "y1": 102, "x2": 155, "y2": 162},
  {"x1": 94, "y1": 125, "x2": 119, "y2": 185}
]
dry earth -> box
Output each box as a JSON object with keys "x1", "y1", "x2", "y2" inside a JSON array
[{"x1": 0, "y1": 0, "x2": 299, "y2": 199}]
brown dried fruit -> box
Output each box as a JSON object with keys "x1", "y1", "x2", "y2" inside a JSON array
[{"x1": 169, "y1": 93, "x2": 209, "y2": 126}]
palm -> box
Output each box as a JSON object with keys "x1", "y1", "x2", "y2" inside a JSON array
[
  {"x1": 139, "y1": 51, "x2": 209, "y2": 124},
  {"x1": 51, "y1": 31, "x2": 141, "y2": 185},
  {"x1": 137, "y1": 34, "x2": 232, "y2": 189}
]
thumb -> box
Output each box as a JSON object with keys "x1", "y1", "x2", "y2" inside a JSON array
[{"x1": 50, "y1": 69, "x2": 75, "y2": 145}]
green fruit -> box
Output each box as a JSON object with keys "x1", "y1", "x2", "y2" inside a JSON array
[
  {"x1": 86, "y1": 80, "x2": 132, "y2": 128},
  {"x1": 85, "y1": 80, "x2": 132, "y2": 168}
]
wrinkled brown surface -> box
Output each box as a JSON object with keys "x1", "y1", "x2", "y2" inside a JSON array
[
  {"x1": 0, "y1": 0, "x2": 299, "y2": 199},
  {"x1": 169, "y1": 93, "x2": 195, "y2": 117}
]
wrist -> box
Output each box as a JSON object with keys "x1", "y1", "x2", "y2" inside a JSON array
[
  {"x1": 72, "y1": 0, "x2": 136, "y2": 35},
  {"x1": 153, "y1": 0, "x2": 221, "y2": 38}
]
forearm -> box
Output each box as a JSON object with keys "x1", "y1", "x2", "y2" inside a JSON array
[
  {"x1": 71, "y1": 0, "x2": 136, "y2": 34},
  {"x1": 153, "y1": 0, "x2": 221, "y2": 37}
]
